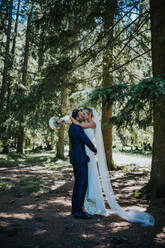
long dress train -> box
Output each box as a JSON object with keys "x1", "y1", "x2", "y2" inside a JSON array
[{"x1": 83, "y1": 108, "x2": 154, "y2": 227}]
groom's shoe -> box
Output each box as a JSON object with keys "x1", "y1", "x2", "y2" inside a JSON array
[{"x1": 74, "y1": 212, "x2": 92, "y2": 219}]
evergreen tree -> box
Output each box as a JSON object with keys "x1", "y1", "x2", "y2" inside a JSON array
[
  {"x1": 16, "y1": 0, "x2": 34, "y2": 153},
  {"x1": 102, "y1": 0, "x2": 117, "y2": 170},
  {"x1": 149, "y1": 0, "x2": 165, "y2": 198},
  {"x1": 0, "y1": 0, "x2": 13, "y2": 117}
]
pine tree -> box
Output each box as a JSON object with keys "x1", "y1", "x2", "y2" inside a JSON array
[
  {"x1": 149, "y1": 0, "x2": 165, "y2": 198},
  {"x1": 102, "y1": 0, "x2": 117, "y2": 170},
  {"x1": 17, "y1": 0, "x2": 34, "y2": 153},
  {"x1": 0, "y1": 0, "x2": 13, "y2": 117}
]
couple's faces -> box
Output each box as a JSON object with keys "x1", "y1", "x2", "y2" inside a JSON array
[
  {"x1": 82, "y1": 111, "x2": 89, "y2": 120},
  {"x1": 78, "y1": 111, "x2": 84, "y2": 121},
  {"x1": 78, "y1": 110, "x2": 88, "y2": 121}
]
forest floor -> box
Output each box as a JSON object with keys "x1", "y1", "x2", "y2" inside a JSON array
[{"x1": 0, "y1": 150, "x2": 165, "y2": 248}]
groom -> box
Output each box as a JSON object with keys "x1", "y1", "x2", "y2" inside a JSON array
[{"x1": 69, "y1": 109, "x2": 97, "y2": 219}]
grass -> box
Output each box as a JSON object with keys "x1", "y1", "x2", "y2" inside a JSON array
[
  {"x1": 122, "y1": 167, "x2": 133, "y2": 176},
  {"x1": 0, "y1": 150, "x2": 61, "y2": 168},
  {"x1": 0, "y1": 177, "x2": 12, "y2": 191},
  {"x1": 132, "y1": 182, "x2": 152, "y2": 200},
  {"x1": 45, "y1": 163, "x2": 61, "y2": 171},
  {"x1": 18, "y1": 176, "x2": 48, "y2": 193},
  {"x1": 0, "y1": 149, "x2": 151, "y2": 196},
  {"x1": 0, "y1": 150, "x2": 71, "y2": 194},
  {"x1": 117, "y1": 148, "x2": 152, "y2": 156}
]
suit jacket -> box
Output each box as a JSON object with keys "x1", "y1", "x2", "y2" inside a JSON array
[{"x1": 68, "y1": 123, "x2": 97, "y2": 164}]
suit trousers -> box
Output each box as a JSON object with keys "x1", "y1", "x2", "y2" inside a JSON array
[{"x1": 72, "y1": 163, "x2": 88, "y2": 214}]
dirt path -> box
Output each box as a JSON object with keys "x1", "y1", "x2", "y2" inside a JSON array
[{"x1": 0, "y1": 152, "x2": 165, "y2": 248}]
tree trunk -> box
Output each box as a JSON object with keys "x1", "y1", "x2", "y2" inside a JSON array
[
  {"x1": 56, "y1": 87, "x2": 68, "y2": 159},
  {"x1": 1, "y1": 0, "x2": 21, "y2": 154},
  {"x1": 56, "y1": 15, "x2": 75, "y2": 159},
  {"x1": 16, "y1": 125, "x2": 24, "y2": 154},
  {"x1": 149, "y1": 0, "x2": 165, "y2": 198},
  {"x1": 7, "y1": 0, "x2": 21, "y2": 113},
  {"x1": 16, "y1": 2, "x2": 33, "y2": 153},
  {"x1": 0, "y1": 0, "x2": 13, "y2": 117},
  {"x1": 102, "y1": 0, "x2": 117, "y2": 170}
]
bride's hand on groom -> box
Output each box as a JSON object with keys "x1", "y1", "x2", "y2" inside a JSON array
[{"x1": 57, "y1": 119, "x2": 63, "y2": 125}]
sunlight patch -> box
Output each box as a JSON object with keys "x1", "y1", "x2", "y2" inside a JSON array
[{"x1": 0, "y1": 213, "x2": 33, "y2": 220}]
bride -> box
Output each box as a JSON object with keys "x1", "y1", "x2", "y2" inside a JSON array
[{"x1": 70, "y1": 107, "x2": 155, "y2": 226}]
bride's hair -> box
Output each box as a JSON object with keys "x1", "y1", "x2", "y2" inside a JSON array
[{"x1": 83, "y1": 107, "x2": 93, "y2": 117}]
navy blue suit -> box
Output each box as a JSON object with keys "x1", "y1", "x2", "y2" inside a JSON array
[{"x1": 69, "y1": 123, "x2": 97, "y2": 214}]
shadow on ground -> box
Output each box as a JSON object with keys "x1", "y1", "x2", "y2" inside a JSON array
[{"x1": 0, "y1": 151, "x2": 164, "y2": 248}]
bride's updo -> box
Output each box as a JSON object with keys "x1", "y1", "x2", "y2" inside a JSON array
[{"x1": 82, "y1": 107, "x2": 93, "y2": 117}]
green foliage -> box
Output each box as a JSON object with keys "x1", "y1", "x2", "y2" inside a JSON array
[
  {"x1": 87, "y1": 84, "x2": 128, "y2": 105},
  {"x1": 0, "y1": 0, "x2": 154, "y2": 153},
  {"x1": 89, "y1": 77, "x2": 165, "y2": 128},
  {"x1": 133, "y1": 76, "x2": 165, "y2": 99}
]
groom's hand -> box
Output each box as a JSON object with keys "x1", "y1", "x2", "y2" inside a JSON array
[{"x1": 94, "y1": 152, "x2": 97, "y2": 156}]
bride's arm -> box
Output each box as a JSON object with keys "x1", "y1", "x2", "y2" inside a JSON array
[{"x1": 70, "y1": 115, "x2": 96, "y2": 129}]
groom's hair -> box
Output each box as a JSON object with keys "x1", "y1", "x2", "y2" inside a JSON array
[{"x1": 72, "y1": 109, "x2": 79, "y2": 119}]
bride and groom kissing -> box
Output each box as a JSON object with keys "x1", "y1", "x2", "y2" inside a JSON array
[
  {"x1": 69, "y1": 108, "x2": 97, "y2": 219},
  {"x1": 60, "y1": 107, "x2": 154, "y2": 225}
]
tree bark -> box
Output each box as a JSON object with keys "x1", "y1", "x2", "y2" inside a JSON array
[
  {"x1": 102, "y1": 0, "x2": 117, "y2": 170},
  {"x1": 56, "y1": 16, "x2": 75, "y2": 159},
  {"x1": 0, "y1": 0, "x2": 13, "y2": 117},
  {"x1": 149, "y1": 0, "x2": 165, "y2": 198},
  {"x1": 16, "y1": 123, "x2": 24, "y2": 154},
  {"x1": 56, "y1": 87, "x2": 68, "y2": 159},
  {"x1": 7, "y1": 0, "x2": 21, "y2": 113},
  {"x1": 17, "y1": 2, "x2": 33, "y2": 153}
]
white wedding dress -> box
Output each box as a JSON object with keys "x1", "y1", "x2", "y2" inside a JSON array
[
  {"x1": 84, "y1": 128, "x2": 108, "y2": 216},
  {"x1": 83, "y1": 109, "x2": 155, "y2": 226}
]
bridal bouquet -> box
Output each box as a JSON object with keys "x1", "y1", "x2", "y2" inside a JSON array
[{"x1": 49, "y1": 115, "x2": 71, "y2": 129}]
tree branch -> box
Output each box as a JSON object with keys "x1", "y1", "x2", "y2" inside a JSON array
[{"x1": 110, "y1": 49, "x2": 151, "y2": 73}]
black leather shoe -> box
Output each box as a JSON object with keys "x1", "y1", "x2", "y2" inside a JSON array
[
  {"x1": 72, "y1": 210, "x2": 84, "y2": 215},
  {"x1": 74, "y1": 212, "x2": 92, "y2": 219}
]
